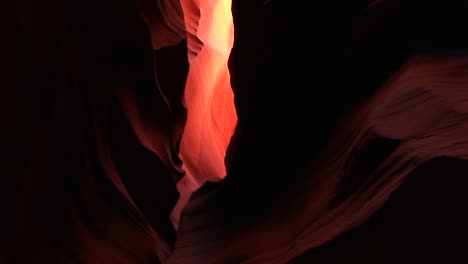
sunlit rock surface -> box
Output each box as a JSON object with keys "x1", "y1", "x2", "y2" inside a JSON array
[{"x1": 2, "y1": 0, "x2": 467, "y2": 263}]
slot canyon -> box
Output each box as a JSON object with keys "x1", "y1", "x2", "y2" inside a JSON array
[{"x1": 1, "y1": 0, "x2": 467, "y2": 263}]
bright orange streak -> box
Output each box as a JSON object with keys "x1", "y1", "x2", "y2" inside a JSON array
[
  {"x1": 179, "y1": 0, "x2": 236, "y2": 184},
  {"x1": 171, "y1": 0, "x2": 237, "y2": 226}
]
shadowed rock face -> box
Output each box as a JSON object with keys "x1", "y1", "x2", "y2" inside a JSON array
[{"x1": 1, "y1": 0, "x2": 467, "y2": 263}]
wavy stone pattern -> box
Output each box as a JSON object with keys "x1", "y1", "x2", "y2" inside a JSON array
[
  {"x1": 2, "y1": 0, "x2": 467, "y2": 263},
  {"x1": 168, "y1": 53, "x2": 468, "y2": 264}
]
